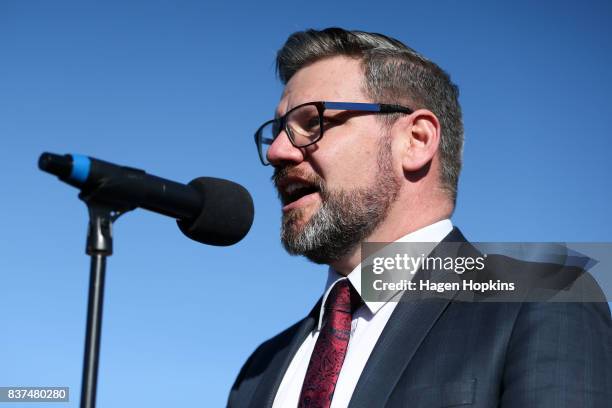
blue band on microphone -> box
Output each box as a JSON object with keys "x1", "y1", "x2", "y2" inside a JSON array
[{"x1": 70, "y1": 154, "x2": 91, "y2": 183}]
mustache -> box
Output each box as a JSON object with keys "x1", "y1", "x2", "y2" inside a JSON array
[{"x1": 271, "y1": 166, "x2": 326, "y2": 193}]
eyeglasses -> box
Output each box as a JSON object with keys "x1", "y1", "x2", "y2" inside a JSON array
[{"x1": 254, "y1": 101, "x2": 413, "y2": 165}]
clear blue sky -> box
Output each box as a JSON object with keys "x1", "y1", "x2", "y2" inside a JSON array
[{"x1": 1, "y1": 0, "x2": 611, "y2": 406}]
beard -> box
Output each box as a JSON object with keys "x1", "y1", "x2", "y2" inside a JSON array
[{"x1": 273, "y1": 135, "x2": 400, "y2": 265}]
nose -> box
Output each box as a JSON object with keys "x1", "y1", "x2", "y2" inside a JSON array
[{"x1": 266, "y1": 130, "x2": 305, "y2": 166}]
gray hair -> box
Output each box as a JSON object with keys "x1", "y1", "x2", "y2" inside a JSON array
[{"x1": 276, "y1": 27, "x2": 463, "y2": 204}]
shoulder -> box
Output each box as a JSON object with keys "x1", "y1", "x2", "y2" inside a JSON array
[
  {"x1": 500, "y1": 300, "x2": 612, "y2": 405},
  {"x1": 248, "y1": 318, "x2": 308, "y2": 366},
  {"x1": 227, "y1": 317, "x2": 311, "y2": 407}
]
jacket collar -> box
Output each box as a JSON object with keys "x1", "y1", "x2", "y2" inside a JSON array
[{"x1": 348, "y1": 226, "x2": 470, "y2": 407}]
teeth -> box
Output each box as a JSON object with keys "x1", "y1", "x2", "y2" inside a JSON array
[{"x1": 285, "y1": 182, "x2": 310, "y2": 195}]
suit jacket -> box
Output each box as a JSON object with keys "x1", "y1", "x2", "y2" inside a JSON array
[{"x1": 228, "y1": 228, "x2": 612, "y2": 407}]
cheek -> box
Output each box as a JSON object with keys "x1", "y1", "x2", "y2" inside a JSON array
[{"x1": 318, "y1": 138, "x2": 381, "y2": 188}]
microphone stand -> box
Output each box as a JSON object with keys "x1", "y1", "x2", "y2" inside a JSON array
[{"x1": 79, "y1": 194, "x2": 132, "y2": 408}]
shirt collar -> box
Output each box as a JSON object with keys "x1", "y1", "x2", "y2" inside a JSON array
[{"x1": 320, "y1": 219, "x2": 454, "y2": 327}]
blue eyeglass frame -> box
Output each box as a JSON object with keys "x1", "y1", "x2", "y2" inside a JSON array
[{"x1": 254, "y1": 101, "x2": 413, "y2": 165}]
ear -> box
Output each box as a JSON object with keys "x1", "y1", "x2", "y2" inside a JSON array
[{"x1": 391, "y1": 109, "x2": 441, "y2": 173}]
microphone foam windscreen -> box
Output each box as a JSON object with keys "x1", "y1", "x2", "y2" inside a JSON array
[{"x1": 177, "y1": 177, "x2": 254, "y2": 246}]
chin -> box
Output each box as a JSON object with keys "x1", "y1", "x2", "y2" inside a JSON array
[{"x1": 282, "y1": 209, "x2": 310, "y2": 233}]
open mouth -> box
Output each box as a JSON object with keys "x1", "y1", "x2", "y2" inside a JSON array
[{"x1": 280, "y1": 180, "x2": 321, "y2": 208}]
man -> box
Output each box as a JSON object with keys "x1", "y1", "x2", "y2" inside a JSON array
[{"x1": 228, "y1": 28, "x2": 611, "y2": 407}]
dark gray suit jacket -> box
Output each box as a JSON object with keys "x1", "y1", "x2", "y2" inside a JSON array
[{"x1": 228, "y1": 229, "x2": 612, "y2": 407}]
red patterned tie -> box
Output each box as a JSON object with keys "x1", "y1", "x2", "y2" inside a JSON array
[{"x1": 298, "y1": 279, "x2": 357, "y2": 408}]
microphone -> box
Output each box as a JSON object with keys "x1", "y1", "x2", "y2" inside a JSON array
[{"x1": 38, "y1": 152, "x2": 254, "y2": 246}]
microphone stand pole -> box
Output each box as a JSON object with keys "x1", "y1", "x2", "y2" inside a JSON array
[{"x1": 79, "y1": 199, "x2": 129, "y2": 408}]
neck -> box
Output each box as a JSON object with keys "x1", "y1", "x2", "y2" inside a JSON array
[{"x1": 329, "y1": 201, "x2": 453, "y2": 276}]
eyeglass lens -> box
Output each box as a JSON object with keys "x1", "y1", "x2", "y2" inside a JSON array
[{"x1": 257, "y1": 104, "x2": 322, "y2": 164}]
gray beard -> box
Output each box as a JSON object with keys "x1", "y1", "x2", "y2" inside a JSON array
[{"x1": 279, "y1": 136, "x2": 400, "y2": 265}]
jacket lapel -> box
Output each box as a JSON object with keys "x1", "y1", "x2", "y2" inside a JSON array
[
  {"x1": 248, "y1": 300, "x2": 321, "y2": 408},
  {"x1": 348, "y1": 227, "x2": 467, "y2": 408}
]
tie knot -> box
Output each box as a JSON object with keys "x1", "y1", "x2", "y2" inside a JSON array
[{"x1": 325, "y1": 279, "x2": 360, "y2": 314}]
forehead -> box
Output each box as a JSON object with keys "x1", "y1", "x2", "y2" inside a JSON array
[{"x1": 276, "y1": 56, "x2": 367, "y2": 116}]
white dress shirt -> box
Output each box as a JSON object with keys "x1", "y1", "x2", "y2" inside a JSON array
[{"x1": 272, "y1": 219, "x2": 454, "y2": 408}]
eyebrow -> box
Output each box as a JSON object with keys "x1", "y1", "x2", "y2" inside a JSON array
[
  {"x1": 274, "y1": 99, "x2": 306, "y2": 119},
  {"x1": 274, "y1": 98, "x2": 292, "y2": 120}
]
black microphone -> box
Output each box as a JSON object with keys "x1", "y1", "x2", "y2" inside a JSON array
[{"x1": 38, "y1": 152, "x2": 254, "y2": 246}]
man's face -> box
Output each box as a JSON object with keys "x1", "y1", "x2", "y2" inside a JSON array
[{"x1": 268, "y1": 56, "x2": 401, "y2": 264}]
